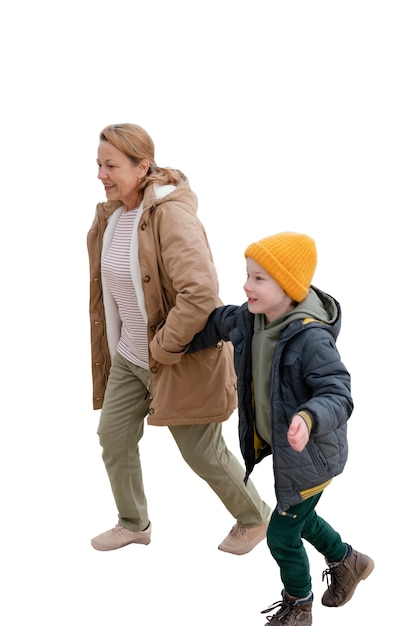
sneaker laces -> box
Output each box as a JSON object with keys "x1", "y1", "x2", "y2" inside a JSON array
[
  {"x1": 110, "y1": 525, "x2": 130, "y2": 536},
  {"x1": 229, "y1": 524, "x2": 248, "y2": 539}
]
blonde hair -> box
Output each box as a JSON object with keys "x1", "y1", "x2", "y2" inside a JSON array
[{"x1": 99, "y1": 123, "x2": 182, "y2": 188}]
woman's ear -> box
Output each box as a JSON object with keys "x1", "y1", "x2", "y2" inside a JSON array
[{"x1": 138, "y1": 159, "x2": 150, "y2": 180}]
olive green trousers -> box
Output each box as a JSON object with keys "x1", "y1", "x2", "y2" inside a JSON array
[{"x1": 97, "y1": 351, "x2": 271, "y2": 531}]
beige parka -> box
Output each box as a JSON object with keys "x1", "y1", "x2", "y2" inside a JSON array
[{"x1": 87, "y1": 173, "x2": 237, "y2": 426}]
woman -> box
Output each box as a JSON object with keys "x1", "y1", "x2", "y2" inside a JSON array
[{"x1": 87, "y1": 123, "x2": 271, "y2": 552}]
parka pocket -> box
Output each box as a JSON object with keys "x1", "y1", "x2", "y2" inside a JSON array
[{"x1": 306, "y1": 438, "x2": 330, "y2": 475}]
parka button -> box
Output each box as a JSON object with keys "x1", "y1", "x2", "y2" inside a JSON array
[
  {"x1": 143, "y1": 275, "x2": 150, "y2": 283},
  {"x1": 149, "y1": 408, "x2": 154, "y2": 415},
  {"x1": 150, "y1": 366, "x2": 158, "y2": 373}
]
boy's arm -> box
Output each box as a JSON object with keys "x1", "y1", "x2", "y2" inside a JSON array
[
  {"x1": 187, "y1": 304, "x2": 241, "y2": 353},
  {"x1": 298, "y1": 328, "x2": 353, "y2": 435}
]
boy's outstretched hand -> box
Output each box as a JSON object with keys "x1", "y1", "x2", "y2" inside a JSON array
[{"x1": 287, "y1": 415, "x2": 309, "y2": 452}]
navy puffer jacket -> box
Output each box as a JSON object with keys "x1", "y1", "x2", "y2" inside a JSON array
[{"x1": 189, "y1": 287, "x2": 353, "y2": 513}]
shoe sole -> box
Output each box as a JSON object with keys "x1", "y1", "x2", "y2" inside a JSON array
[
  {"x1": 322, "y1": 557, "x2": 375, "y2": 607},
  {"x1": 91, "y1": 534, "x2": 151, "y2": 551},
  {"x1": 91, "y1": 538, "x2": 151, "y2": 551},
  {"x1": 217, "y1": 545, "x2": 251, "y2": 555}
]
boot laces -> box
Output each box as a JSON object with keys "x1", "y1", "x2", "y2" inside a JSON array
[
  {"x1": 261, "y1": 600, "x2": 301, "y2": 624},
  {"x1": 322, "y1": 560, "x2": 344, "y2": 589}
]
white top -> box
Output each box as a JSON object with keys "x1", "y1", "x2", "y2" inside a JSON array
[{"x1": 101, "y1": 206, "x2": 149, "y2": 368}]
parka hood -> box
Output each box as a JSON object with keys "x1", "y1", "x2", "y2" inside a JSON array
[{"x1": 96, "y1": 172, "x2": 197, "y2": 222}]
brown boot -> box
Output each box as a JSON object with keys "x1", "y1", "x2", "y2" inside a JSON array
[
  {"x1": 321, "y1": 546, "x2": 374, "y2": 607},
  {"x1": 261, "y1": 590, "x2": 313, "y2": 625}
]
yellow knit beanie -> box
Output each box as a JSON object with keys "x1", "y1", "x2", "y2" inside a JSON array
[{"x1": 244, "y1": 232, "x2": 317, "y2": 302}]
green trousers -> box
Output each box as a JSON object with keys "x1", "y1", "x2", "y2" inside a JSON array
[
  {"x1": 266, "y1": 493, "x2": 347, "y2": 598},
  {"x1": 97, "y1": 352, "x2": 271, "y2": 531}
]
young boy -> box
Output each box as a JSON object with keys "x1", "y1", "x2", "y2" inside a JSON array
[{"x1": 188, "y1": 232, "x2": 374, "y2": 625}]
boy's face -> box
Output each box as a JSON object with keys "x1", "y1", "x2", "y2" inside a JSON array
[{"x1": 244, "y1": 257, "x2": 294, "y2": 324}]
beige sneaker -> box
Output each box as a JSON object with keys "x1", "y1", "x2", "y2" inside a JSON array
[
  {"x1": 91, "y1": 523, "x2": 152, "y2": 551},
  {"x1": 218, "y1": 519, "x2": 269, "y2": 555}
]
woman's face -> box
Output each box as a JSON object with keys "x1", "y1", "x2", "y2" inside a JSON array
[{"x1": 97, "y1": 140, "x2": 148, "y2": 211}]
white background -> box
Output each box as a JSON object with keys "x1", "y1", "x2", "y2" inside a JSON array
[{"x1": 1, "y1": 1, "x2": 415, "y2": 624}]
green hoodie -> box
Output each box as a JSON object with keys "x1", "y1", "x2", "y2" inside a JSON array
[{"x1": 252, "y1": 287, "x2": 338, "y2": 444}]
